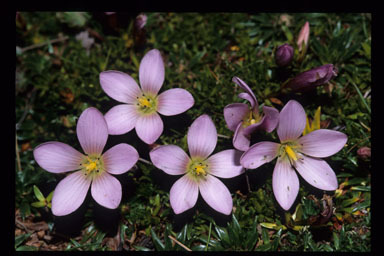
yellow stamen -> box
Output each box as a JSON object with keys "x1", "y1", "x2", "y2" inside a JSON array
[
  {"x1": 285, "y1": 145, "x2": 298, "y2": 161},
  {"x1": 195, "y1": 165, "x2": 207, "y2": 176},
  {"x1": 138, "y1": 97, "x2": 151, "y2": 108}
]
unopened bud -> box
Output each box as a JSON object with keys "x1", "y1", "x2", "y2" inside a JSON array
[
  {"x1": 357, "y1": 147, "x2": 371, "y2": 160},
  {"x1": 297, "y1": 21, "x2": 310, "y2": 52},
  {"x1": 275, "y1": 44, "x2": 294, "y2": 67}
]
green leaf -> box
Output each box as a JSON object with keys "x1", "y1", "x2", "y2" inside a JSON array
[
  {"x1": 15, "y1": 233, "x2": 31, "y2": 248},
  {"x1": 333, "y1": 232, "x2": 340, "y2": 250},
  {"x1": 133, "y1": 245, "x2": 151, "y2": 251},
  {"x1": 33, "y1": 185, "x2": 45, "y2": 202},
  {"x1": 46, "y1": 191, "x2": 54, "y2": 203},
  {"x1": 150, "y1": 228, "x2": 165, "y2": 251},
  {"x1": 31, "y1": 201, "x2": 46, "y2": 208}
]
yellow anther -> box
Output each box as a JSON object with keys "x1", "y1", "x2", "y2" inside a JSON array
[
  {"x1": 250, "y1": 119, "x2": 257, "y2": 125},
  {"x1": 285, "y1": 145, "x2": 298, "y2": 161},
  {"x1": 195, "y1": 165, "x2": 207, "y2": 176},
  {"x1": 138, "y1": 97, "x2": 151, "y2": 108}
]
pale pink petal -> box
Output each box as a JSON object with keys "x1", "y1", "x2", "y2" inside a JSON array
[
  {"x1": 156, "y1": 88, "x2": 194, "y2": 116},
  {"x1": 232, "y1": 76, "x2": 258, "y2": 109},
  {"x1": 277, "y1": 100, "x2": 306, "y2": 142},
  {"x1": 272, "y1": 159, "x2": 300, "y2": 211},
  {"x1": 102, "y1": 143, "x2": 139, "y2": 175},
  {"x1": 139, "y1": 49, "x2": 165, "y2": 95},
  {"x1": 51, "y1": 171, "x2": 91, "y2": 216},
  {"x1": 100, "y1": 70, "x2": 142, "y2": 104},
  {"x1": 206, "y1": 149, "x2": 244, "y2": 178},
  {"x1": 149, "y1": 145, "x2": 190, "y2": 175},
  {"x1": 77, "y1": 107, "x2": 108, "y2": 155},
  {"x1": 91, "y1": 172, "x2": 122, "y2": 209},
  {"x1": 135, "y1": 112, "x2": 164, "y2": 144},
  {"x1": 297, "y1": 129, "x2": 347, "y2": 158},
  {"x1": 199, "y1": 174, "x2": 233, "y2": 215},
  {"x1": 187, "y1": 114, "x2": 217, "y2": 159},
  {"x1": 104, "y1": 104, "x2": 140, "y2": 135},
  {"x1": 223, "y1": 103, "x2": 249, "y2": 132},
  {"x1": 294, "y1": 154, "x2": 338, "y2": 190},
  {"x1": 170, "y1": 174, "x2": 199, "y2": 214},
  {"x1": 240, "y1": 141, "x2": 280, "y2": 169},
  {"x1": 33, "y1": 142, "x2": 84, "y2": 173},
  {"x1": 261, "y1": 106, "x2": 279, "y2": 132},
  {"x1": 233, "y1": 123, "x2": 251, "y2": 152}
]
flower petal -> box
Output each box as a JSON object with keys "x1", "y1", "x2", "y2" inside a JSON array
[
  {"x1": 156, "y1": 88, "x2": 194, "y2": 116},
  {"x1": 135, "y1": 112, "x2": 164, "y2": 144},
  {"x1": 100, "y1": 70, "x2": 142, "y2": 104},
  {"x1": 102, "y1": 143, "x2": 139, "y2": 175},
  {"x1": 139, "y1": 49, "x2": 165, "y2": 95},
  {"x1": 33, "y1": 142, "x2": 84, "y2": 173},
  {"x1": 150, "y1": 145, "x2": 190, "y2": 175},
  {"x1": 170, "y1": 174, "x2": 199, "y2": 214},
  {"x1": 297, "y1": 129, "x2": 347, "y2": 158},
  {"x1": 199, "y1": 174, "x2": 233, "y2": 215},
  {"x1": 91, "y1": 172, "x2": 122, "y2": 209},
  {"x1": 77, "y1": 107, "x2": 108, "y2": 155},
  {"x1": 240, "y1": 141, "x2": 280, "y2": 169},
  {"x1": 51, "y1": 171, "x2": 91, "y2": 216},
  {"x1": 104, "y1": 104, "x2": 140, "y2": 135},
  {"x1": 277, "y1": 100, "x2": 306, "y2": 142},
  {"x1": 294, "y1": 154, "x2": 338, "y2": 190},
  {"x1": 232, "y1": 76, "x2": 258, "y2": 109},
  {"x1": 233, "y1": 123, "x2": 251, "y2": 152},
  {"x1": 188, "y1": 114, "x2": 217, "y2": 159},
  {"x1": 261, "y1": 106, "x2": 279, "y2": 132},
  {"x1": 207, "y1": 149, "x2": 244, "y2": 178},
  {"x1": 272, "y1": 159, "x2": 300, "y2": 211},
  {"x1": 223, "y1": 103, "x2": 249, "y2": 132}
]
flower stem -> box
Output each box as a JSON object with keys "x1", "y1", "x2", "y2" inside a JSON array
[
  {"x1": 138, "y1": 157, "x2": 152, "y2": 165},
  {"x1": 205, "y1": 222, "x2": 212, "y2": 251}
]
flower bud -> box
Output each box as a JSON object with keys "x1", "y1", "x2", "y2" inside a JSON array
[
  {"x1": 357, "y1": 147, "x2": 371, "y2": 160},
  {"x1": 275, "y1": 44, "x2": 294, "y2": 67},
  {"x1": 135, "y1": 14, "x2": 147, "y2": 31},
  {"x1": 297, "y1": 21, "x2": 310, "y2": 52},
  {"x1": 284, "y1": 64, "x2": 337, "y2": 91}
]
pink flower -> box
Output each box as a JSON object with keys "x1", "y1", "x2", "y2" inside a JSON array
[
  {"x1": 223, "y1": 77, "x2": 279, "y2": 151},
  {"x1": 100, "y1": 49, "x2": 194, "y2": 144},
  {"x1": 149, "y1": 115, "x2": 244, "y2": 215},
  {"x1": 240, "y1": 100, "x2": 347, "y2": 210},
  {"x1": 33, "y1": 107, "x2": 139, "y2": 216},
  {"x1": 297, "y1": 21, "x2": 310, "y2": 52}
]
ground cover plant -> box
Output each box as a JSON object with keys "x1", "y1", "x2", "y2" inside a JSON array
[{"x1": 15, "y1": 12, "x2": 371, "y2": 251}]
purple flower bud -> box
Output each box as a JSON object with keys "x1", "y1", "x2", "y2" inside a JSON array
[
  {"x1": 135, "y1": 14, "x2": 147, "y2": 31},
  {"x1": 284, "y1": 64, "x2": 338, "y2": 91},
  {"x1": 357, "y1": 147, "x2": 371, "y2": 160},
  {"x1": 275, "y1": 44, "x2": 294, "y2": 67}
]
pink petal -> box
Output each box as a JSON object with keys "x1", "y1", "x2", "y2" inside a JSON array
[
  {"x1": 102, "y1": 143, "x2": 139, "y2": 175},
  {"x1": 170, "y1": 174, "x2": 199, "y2": 214},
  {"x1": 77, "y1": 107, "x2": 108, "y2": 155},
  {"x1": 297, "y1": 129, "x2": 347, "y2": 158},
  {"x1": 294, "y1": 154, "x2": 338, "y2": 190},
  {"x1": 240, "y1": 141, "x2": 280, "y2": 169},
  {"x1": 149, "y1": 145, "x2": 190, "y2": 175},
  {"x1": 33, "y1": 142, "x2": 84, "y2": 173},
  {"x1": 223, "y1": 103, "x2": 249, "y2": 132},
  {"x1": 135, "y1": 112, "x2": 164, "y2": 144},
  {"x1": 238, "y1": 92, "x2": 256, "y2": 108},
  {"x1": 104, "y1": 104, "x2": 140, "y2": 135},
  {"x1": 277, "y1": 100, "x2": 306, "y2": 142},
  {"x1": 100, "y1": 70, "x2": 142, "y2": 104},
  {"x1": 139, "y1": 49, "x2": 165, "y2": 95},
  {"x1": 156, "y1": 88, "x2": 194, "y2": 116},
  {"x1": 232, "y1": 77, "x2": 258, "y2": 109},
  {"x1": 51, "y1": 171, "x2": 91, "y2": 216},
  {"x1": 233, "y1": 123, "x2": 251, "y2": 152},
  {"x1": 272, "y1": 159, "x2": 300, "y2": 211},
  {"x1": 199, "y1": 174, "x2": 233, "y2": 215},
  {"x1": 206, "y1": 149, "x2": 244, "y2": 178},
  {"x1": 187, "y1": 114, "x2": 217, "y2": 159},
  {"x1": 91, "y1": 172, "x2": 122, "y2": 209},
  {"x1": 261, "y1": 106, "x2": 279, "y2": 132}
]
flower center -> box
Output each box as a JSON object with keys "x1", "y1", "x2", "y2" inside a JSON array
[
  {"x1": 187, "y1": 158, "x2": 209, "y2": 181},
  {"x1": 81, "y1": 155, "x2": 104, "y2": 177},
  {"x1": 136, "y1": 94, "x2": 157, "y2": 114},
  {"x1": 278, "y1": 142, "x2": 301, "y2": 165},
  {"x1": 242, "y1": 110, "x2": 262, "y2": 128}
]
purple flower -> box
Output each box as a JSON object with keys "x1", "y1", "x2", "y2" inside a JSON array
[
  {"x1": 275, "y1": 44, "x2": 294, "y2": 67},
  {"x1": 100, "y1": 49, "x2": 194, "y2": 144},
  {"x1": 149, "y1": 114, "x2": 244, "y2": 215},
  {"x1": 240, "y1": 100, "x2": 347, "y2": 210},
  {"x1": 224, "y1": 77, "x2": 279, "y2": 151},
  {"x1": 33, "y1": 107, "x2": 139, "y2": 216},
  {"x1": 284, "y1": 64, "x2": 338, "y2": 92}
]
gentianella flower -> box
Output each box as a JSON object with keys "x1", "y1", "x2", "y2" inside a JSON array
[
  {"x1": 149, "y1": 114, "x2": 244, "y2": 215},
  {"x1": 240, "y1": 100, "x2": 347, "y2": 210},
  {"x1": 33, "y1": 107, "x2": 139, "y2": 216},
  {"x1": 223, "y1": 77, "x2": 279, "y2": 151},
  {"x1": 100, "y1": 49, "x2": 194, "y2": 144}
]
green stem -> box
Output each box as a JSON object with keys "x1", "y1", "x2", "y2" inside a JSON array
[{"x1": 205, "y1": 222, "x2": 212, "y2": 251}]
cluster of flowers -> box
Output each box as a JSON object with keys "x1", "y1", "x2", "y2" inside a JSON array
[{"x1": 33, "y1": 22, "x2": 347, "y2": 218}]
